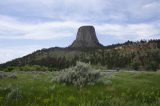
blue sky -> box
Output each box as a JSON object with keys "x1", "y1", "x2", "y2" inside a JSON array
[{"x1": 0, "y1": 0, "x2": 160, "y2": 63}]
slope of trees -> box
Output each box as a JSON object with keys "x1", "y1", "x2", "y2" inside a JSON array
[{"x1": 0, "y1": 39, "x2": 160, "y2": 71}]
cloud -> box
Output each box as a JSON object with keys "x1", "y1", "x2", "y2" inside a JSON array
[
  {"x1": 0, "y1": 15, "x2": 159, "y2": 41},
  {"x1": 96, "y1": 23, "x2": 160, "y2": 40},
  {"x1": 0, "y1": 15, "x2": 86, "y2": 40},
  {"x1": 143, "y1": 1, "x2": 160, "y2": 9},
  {"x1": 1, "y1": 0, "x2": 159, "y2": 23},
  {"x1": 0, "y1": 45, "x2": 43, "y2": 63},
  {"x1": 0, "y1": 0, "x2": 108, "y2": 22},
  {"x1": 0, "y1": 0, "x2": 160, "y2": 63}
]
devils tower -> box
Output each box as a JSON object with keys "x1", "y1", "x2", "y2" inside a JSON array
[{"x1": 70, "y1": 26, "x2": 103, "y2": 48}]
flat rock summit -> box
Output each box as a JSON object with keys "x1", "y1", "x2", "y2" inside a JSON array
[{"x1": 70, "y1": 26, "x2": 103, "y2": 48}]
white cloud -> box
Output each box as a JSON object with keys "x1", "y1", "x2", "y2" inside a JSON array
[
  {"x1": 143, "y1": 1, "x2": 160, "y2": 9},
  {"x1": 96, "y1": 23, "x2": 160, "y2": 40},
  {"x1": 0, "y1": 45, "x2": 43, "y2": 63},
  {"x1": 1, "y1": 0, "x2": 160, "y2": 23},
  {"x1": 0, "y1": 15, "x2": 87, "y2": 40},
  {"x1": 0, "y1": 15, "x2": 159, "y2": 41}
]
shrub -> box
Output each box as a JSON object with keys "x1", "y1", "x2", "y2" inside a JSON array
[
  {"x1": 20, "y1": 65, "x2": 48, "y2": 71},
  {"x1": 0, "y1": 71, "x2": 18, "y2": 79},
  {"x1": 0, "y1": 71, "x2": 7, "y2": 79},
  {"x1": 131, "y1": 61, "x2": 140, "y2": 70},
  {"x1": 5, "y1": 88, "x2": 22, "y2": 105},
  {"x1": 147, "y1": 61, "x2": 158, "y2": 71},
  {"x1": 3, "y1": 65, "x2": 49, "y2": 72},
  {"x1": 101, "y1": 80, "x2": 112, "y2": 86},
  {"x1": 8, "y1": 73, "x2": 17, "y2": 79},
  {"x1": 55, "y1": 61, "x2": 100, "y2": 87},
  {"x1": 4, "y1": 67, "x2": 14, "y2": 72}
]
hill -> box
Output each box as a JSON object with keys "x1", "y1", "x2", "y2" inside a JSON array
[
  {"x1": 0, "y1": 26, "x2": 160, "y2": 71},
  {"x1": 0, "y1": 39, "x2": 160, "y2": 71}
]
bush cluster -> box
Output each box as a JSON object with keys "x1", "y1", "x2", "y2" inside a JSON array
[
  {"x1": 0, "y1": 71, "x2": 7, "y2": 79},
  {"x1": 54, "y1": 62, "x2": 100, "y2": 87},
  {"x1": 0, "y1": 71, "x2": 17, "y2": 79},
  {"x1": 3, "y1": 65, "x2": 49, "y2": 72},
  {"x1": 5, "y1": 88, "x2": 22, "y2": 105}
]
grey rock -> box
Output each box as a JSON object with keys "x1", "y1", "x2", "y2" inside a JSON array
[{"x1": 70, "y1": 26, "x2": 103, "y2": 48}]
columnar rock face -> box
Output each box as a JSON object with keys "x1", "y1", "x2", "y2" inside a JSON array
[{"x1": 70, "y1": 26, "x2": 103, "y2": 48}]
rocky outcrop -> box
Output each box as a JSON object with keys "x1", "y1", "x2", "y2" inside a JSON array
[{"x1": 70, "y1": 26, "x2": 103, "y2": 48}]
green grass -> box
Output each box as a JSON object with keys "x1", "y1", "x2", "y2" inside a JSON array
[{"x1": 0, "y1": 71, "x2": 160, "y2": 106}]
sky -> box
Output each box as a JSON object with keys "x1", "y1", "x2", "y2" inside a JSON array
[{"x1": 0, "y1": 0, "x2": 160, "y2": 63}]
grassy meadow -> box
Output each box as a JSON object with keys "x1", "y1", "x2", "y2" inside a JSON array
[{"x1": 0, "y1": 70, "x2": 160, "y2": 106}]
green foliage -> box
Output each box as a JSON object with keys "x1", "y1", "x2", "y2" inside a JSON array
[
  {"x1": 3, "y1": 65, "x2": 49, "y2": 72},
  {"x1": 0, "y1": 71, "x2": 160, "y2": 106},
  {"x1": 5, "y1": 88, "x2": 22, "y2": 105},
  {"x1": 147, "y1": 61, "x2": 158, "y2": 71},
  {"x1": 131, "y1": 61, "x2": 141, "y2": 70},
  {"x1": 4, "y1": 67, "x2": 14, "y2": 72},
  {"x1": 20, "y1": 65, "x2": 48, "y2": 71},
  {"x1": 55, "y1": 62, "x2": 100, "y2": 87},
  {"x1": 0, "y1": 39, "x2": 160, "y2": 71}
]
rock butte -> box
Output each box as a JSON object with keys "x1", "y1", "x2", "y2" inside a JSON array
[{"x1": 70, "y1": 26, "x2": 103, "y2": 48}]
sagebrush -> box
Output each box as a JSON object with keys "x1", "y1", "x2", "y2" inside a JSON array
[{"x1": 54, "y1": 62, "x2": 100, "y2": 87}]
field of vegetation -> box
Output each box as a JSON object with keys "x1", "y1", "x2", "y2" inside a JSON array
[{"x1": 0, "y1": 64, "x2": 160, "y2": 106}]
